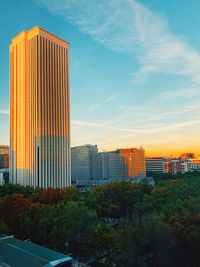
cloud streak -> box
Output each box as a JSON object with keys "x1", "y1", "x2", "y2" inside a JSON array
[
  {"x1": 0, "y1": 109, "x2": 9, "y2": 115},
  {"x1": 88, "y1": 96, "x2": 115, "y2": 111},
  {"x1": 72, "y1": 118, "x2": 200, "y2": 135},
  {"x1": 37, "y1": 0, "x2": 200, "y2": 83},
  {"x1": 155, "y1": 88, "x2": 200, "y2": 100}
]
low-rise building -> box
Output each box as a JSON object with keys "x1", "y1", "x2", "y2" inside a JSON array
[
  {"x1": 0, "y1": 169, "x2": 9, "y2": 184},
  {"x1": 0, "y1": 145, "x2": 9, "y2": 169},
  {"x1": 169, "y1": 158, "x2": 191, "y2": 174},
  {"x1": 0, "y1": 174, "x2": 4, "y2": 186},
  {"x1": 0, "y1": 154, "x2": 9, "y2": 169},
  {"x1": 146, "y1": 157, "x2": 169, "y2": 173},
  {"x1": 0, "y1": 145, "x2": 9, "y2": 155},
  {"x1": 190, "y1": 159, "x2": 200, "y2": 172}
]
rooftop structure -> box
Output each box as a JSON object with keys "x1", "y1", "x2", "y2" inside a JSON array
[{"x1": 0, "y1": 235, "x2": 72, "y2": 267}]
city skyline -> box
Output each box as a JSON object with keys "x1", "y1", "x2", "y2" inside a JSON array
[{"x1": 1, "y1": 0, "x2": 200, "y2": 157}]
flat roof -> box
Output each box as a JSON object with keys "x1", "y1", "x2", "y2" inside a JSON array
[
  {"x1": 0, "y1": 236, "x2": 72, "y2": 267},
  {"x1": 11, "y1": 26, "x2": 69, "y2": 48}
]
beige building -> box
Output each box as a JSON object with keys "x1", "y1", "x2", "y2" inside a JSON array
[
  {"x1": 0, "y1": 145, "x2": 9, "y2": 155},
  {"x1": 0, "y1": 146, "x2": 9, "y2": 169},
  {"x1": 146, "y1": 157, "x2": 169, "y2": 173},
  {"x1": 10, "y1": 27, "x2": 71, "y2": 188}
]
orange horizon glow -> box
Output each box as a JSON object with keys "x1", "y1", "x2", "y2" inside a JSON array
[{"x1": 97, "y1": 144, "x2": 200, "y2": 159}]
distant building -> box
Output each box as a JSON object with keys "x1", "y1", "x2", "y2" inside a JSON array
[
  {"x1": 71, "y1": 145, "x2": 99, "y2": 183},
  {"x1": 0, "y1": 169, "x2": 9, "y2": 184},
  {"x1": 0, "y1": 145, "x2": 9, "y2": 155},
  {"x1": 119, "y1": 148, "x2": 146, "y2": 178},
  {"x1": 99, "y1": 151, "x2": 126, "y2": 180},
  {"x1": 0, "y1": 146, "x2": 9, "y2": 169},
  {"x1": 146, "y1": 157, "x2": 169, "y2": 173},
  {"x1": 0, "y1": 174, "x2": 5, "y2": 186},
  {"x1": 180, "y1": 153, "x2": 195, "y2": 159},
  {"x1": 0, "y1": 154, "x2": 9, "y2": 169},
  {"x1": 99, "y1": 147, "x2": 146, "y2": 180},
  {"x1": 132, "y1": 177, "x2": 155, "y2": 187},
  {"x1": 0, "y1": 235, "x2": 72, "y2": 267},
  {"x1": 169, "y1": 158, "x2": 191, "y2": 174},
  {"x1": 191, "y1": 159, "x2": 200, "y2": 172}
]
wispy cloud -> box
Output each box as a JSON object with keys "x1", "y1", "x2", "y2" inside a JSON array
[
  {"x1": 149, "y1": 88, "x2": 200, "y2": 104},
  {"x1": 72, "y1": 118, "x2": 200, "y2": 135},
  {"x1": 88, "y1": 96, "x2": 115, "y2": 111},
  {"x1": 0, "y1": 109, "x2": 9, "y2": 115},
  {"x1": 118, "y1": 102, "x2": 200, "y2": 124},
  {"x1": 157, "y1": 88, "x2": 200, "y2": 100},
  {"x1": 36, "y1": 0, "x2": 200, "y2": 82},
  {"x1": 71, "y1": 120, "x2": 138, "y2": 134}
]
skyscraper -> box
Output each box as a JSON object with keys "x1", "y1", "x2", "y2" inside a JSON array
[{"x1": 10, "y1": 27, "x2": 71, "y2": 188}]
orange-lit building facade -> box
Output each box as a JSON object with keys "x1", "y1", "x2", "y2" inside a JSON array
[
  {"x1": 119, "y1": 148, "x2": 146, "y2": 178},
  {"x1": 10, "y1": 27, "x2": 71, "y2": 188},
  {"x1": 99, "y1": 147, "x2": 146, "y2": 180}
]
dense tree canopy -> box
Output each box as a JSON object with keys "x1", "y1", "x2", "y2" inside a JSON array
[{"x1": 1, "y1": 172, "x2": 200, "y2": 266}]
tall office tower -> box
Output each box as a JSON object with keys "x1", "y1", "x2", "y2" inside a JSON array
[
  {"x1": 10, "y1": 27, "x2": 71, "y2": 188},
  {"x1": 71, "y1": 145, "x2": 99, "y2": 183}
]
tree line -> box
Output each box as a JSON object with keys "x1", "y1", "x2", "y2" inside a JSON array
[{"x1": 1, "y1": 172, "x2": 200, "y2": 266}]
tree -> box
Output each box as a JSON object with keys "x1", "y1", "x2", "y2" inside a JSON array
[
  {"x1": 0, "y1": 220, "x2": 9, "y2": 235},
  {"x1": 112, "y1": 214, "x2": 177, "y2": 267},
  {"x1": 34, "y1": 202, "x2": 101, "y2": 260},
  {"x1": 0, "y1": 194, "x2": 41, "y2": 239}
]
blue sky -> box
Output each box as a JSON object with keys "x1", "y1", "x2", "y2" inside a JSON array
[{"x1": 1, "y1": 0, "x2": 200, "y2": 156}]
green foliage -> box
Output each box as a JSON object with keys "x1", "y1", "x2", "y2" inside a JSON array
[
  {"x1": 0, "y1": 220, "x2": 9, "y2": 235},
  {"x1": 1, "y1": 173, "x2": 200, "y2": 265},
  {"x1": 33, "y1": 202, "x2": 111, "y2": 260},
  {"x1": 0, "y1": 183, "x2": 35, "y2": 198},
  {"x1": 111, "y1": 214, "x2": 176, "y2": 267},
  {"x1": 84, "y1": 181, "x2": 153, "y2": 219},
  {"x1": 0, "y1": 194, "x2": 42, "y2": 239}
]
